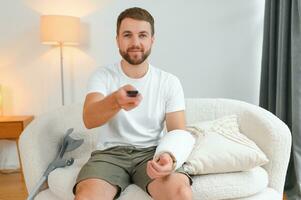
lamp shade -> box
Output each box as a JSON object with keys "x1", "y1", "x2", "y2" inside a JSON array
[{"x1": 41, "y1": 15, "x2": 80, "y2": 45}]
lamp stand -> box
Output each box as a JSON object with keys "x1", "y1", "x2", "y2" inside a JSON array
[{"x1": 59, "y1": 43, "x2": 65, "y2": 106}]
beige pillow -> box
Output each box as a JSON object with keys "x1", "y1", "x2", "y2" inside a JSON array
[{"x1": 183, "y1": 115, "x2": 269, "y2": 175}]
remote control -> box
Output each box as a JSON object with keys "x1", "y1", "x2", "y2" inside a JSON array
[{"x1": 126, "y1": 90, "x2": 138, "y2": 97}]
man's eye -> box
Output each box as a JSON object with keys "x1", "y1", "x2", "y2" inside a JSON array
[
  {"x1": 139, "y1": 35, "x2": 147, "y2": 38},
  {"x1": 124, "y1": 34, "x2": 131, "y2": 38}
]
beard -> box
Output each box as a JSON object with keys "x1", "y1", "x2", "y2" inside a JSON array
[{"x1": 119, "y1": 46, "x2": 151, "y2": 65}]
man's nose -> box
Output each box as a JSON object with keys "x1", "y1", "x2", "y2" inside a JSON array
[{"x1": 131, "y1": 35, "x2": 140, "y2": 46}]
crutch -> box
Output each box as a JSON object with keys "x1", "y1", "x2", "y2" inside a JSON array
[{"x1": 27, "y1": 128, "x2": 84, "y2": 200}]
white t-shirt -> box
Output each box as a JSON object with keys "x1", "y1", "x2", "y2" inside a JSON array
[{"x1": 87, "y1": 62, "x2": 185, "y2": 150}]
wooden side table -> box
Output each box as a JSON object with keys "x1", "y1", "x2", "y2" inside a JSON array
[{"x1": 0, "y1": 116, "x2": 34, "y2": 175}]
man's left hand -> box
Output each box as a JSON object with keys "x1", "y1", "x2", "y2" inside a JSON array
[{"x1": 146, "y1": 153, "x2": 174, "y2": 179}]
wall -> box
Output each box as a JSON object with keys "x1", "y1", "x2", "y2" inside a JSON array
[{"x1": 0, "y1": 0, "x2": 265, "y2": 169}]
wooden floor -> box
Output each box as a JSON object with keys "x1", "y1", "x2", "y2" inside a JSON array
[
  {"x1": 0, "y1": 172, "x2": 27, "y2": 200},
  {"x1": 283, "y1": 194, "x2": 288, "y2": 200},
  {"x1": 0, "y1": 172, "x2": 289, "y2": 200}
]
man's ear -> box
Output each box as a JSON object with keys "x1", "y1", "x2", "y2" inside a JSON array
[
  {"x1": 151, "y1": 36, "x2": 155, "y2": 45},
  {"x1": 116, "y1": 35, "x2": 120, "y2": 48}
]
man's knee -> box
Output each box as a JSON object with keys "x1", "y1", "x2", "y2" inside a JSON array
[
  {"x1": 74, "y1": 179, "x2": 117, "y2": 200},
  {"x1": 74, "y1": 193, "x2": 90, "y2": 200},
  {"x1": 148, "y1": 180, "x2": 192, "y2": 200},
  {"x1": 74, "y1": 190, "x2": 96, "y2": 200},
  {"x1": 74, "y1": 187, "x2": 107, "y2": 200},
  {"x1": 175, "y1": 185, "x2": 192, "y2": 200},
  {"x1": 75, "y1": 189, "x2": 115, "y2": 200}
]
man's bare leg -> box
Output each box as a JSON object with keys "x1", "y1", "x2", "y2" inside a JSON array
[
  {"x1": 74, "y1": 178, "x2": 118, "y2": 200},
  {"x1": 147, "y1": 173, "x2": 192, "y2": 200}
]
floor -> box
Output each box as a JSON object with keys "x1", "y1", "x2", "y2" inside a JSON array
[
  {"x1": 0, "y1": 172, "x2": 289, "y2": 200},
  {"x1": 0, "y1": 172, "x2": 27, "y2": 200},
  {"x1": 284, "y1": 194, "x2": 288, "y2": 200}
]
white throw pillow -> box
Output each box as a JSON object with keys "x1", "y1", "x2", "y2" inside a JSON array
[{"x1": 183, "y1": 115, "x2": 269, "y2": 175}]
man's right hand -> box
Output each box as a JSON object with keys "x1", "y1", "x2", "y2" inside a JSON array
[{"x1": 114, "y1": 84, "x2": 142, "y2": 111}]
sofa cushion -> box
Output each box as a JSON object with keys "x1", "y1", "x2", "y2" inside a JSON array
[
  {"x1": 184, "y1": 115, "x2": 268, "y2": 175},
  {"x1": 36, "y1": 187, "x2": 280, "y2": 200},
  {"x1": 236, "y1": 188, "x2": 281, "y2": 200},
  {"x1": 191, "y1": 167, "x2": 269, "y2": 200},
  {"x1": 48, "y1": 158, "x2": 87, "y2": 200},
  {"x1": 48, "y1": 161, "x2": 268, "y2": 200},
  {"x1": 35, "y1": 189, "x2": 60, "y2": 200}
]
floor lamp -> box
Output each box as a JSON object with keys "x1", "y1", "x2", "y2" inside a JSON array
[
  {"x1": 40, "y1": 15, "x2": 80, "y2": 106},
  {"x1": 0, "y1": 85, "x2": 2, "y2": 116}
]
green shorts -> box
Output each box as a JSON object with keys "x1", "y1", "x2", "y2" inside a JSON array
[{"x1": 73, "y1": 146, "x2": 192, "y2": 199}]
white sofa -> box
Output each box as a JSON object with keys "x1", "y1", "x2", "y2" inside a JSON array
[{"x1": 19, "y1": 98, "x2": 291, "y2": 200}]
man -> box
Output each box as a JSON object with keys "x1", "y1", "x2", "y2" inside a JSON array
[{"x1": 74, "y1": 7, "x2": 194, "y2": 200}]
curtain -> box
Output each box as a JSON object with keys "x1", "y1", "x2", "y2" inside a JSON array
[{"x1": 259, "y1": 0, "x2": 301, "y2": 199}]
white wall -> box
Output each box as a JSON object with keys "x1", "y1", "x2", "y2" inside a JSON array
[
  {"x1": 81, "y1": 0, "x2": 265, "y2": 104},
  {"x1": 0, "y1": 0, "x2": 265, "y2": 169}
]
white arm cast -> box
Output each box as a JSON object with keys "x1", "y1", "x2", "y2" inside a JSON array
[{"x1": 154, "y1": 129, "x2": 196, "y2": 170}]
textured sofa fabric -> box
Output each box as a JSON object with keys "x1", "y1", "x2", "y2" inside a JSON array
[
  {"x1": 48, "y1": 165, "x2": 268, "y2": 200},
  {"x1": 19, "y1": 98, "x2": 291, "y2": 200}
]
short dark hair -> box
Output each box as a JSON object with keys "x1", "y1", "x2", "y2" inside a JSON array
[{"x1": 117, "y1": 7, "x2": 154, "y2": 36}]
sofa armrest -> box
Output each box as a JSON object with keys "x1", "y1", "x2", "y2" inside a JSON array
[
  {"x1": 18, "y1": 103, "x2": 97, "y2": 194},
  {"x1": 19, "y1": 111, "x2": 67, "y2": 193},
  {"x1": 238, "y1": 104, "x2": 291, "y2": 194}
]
